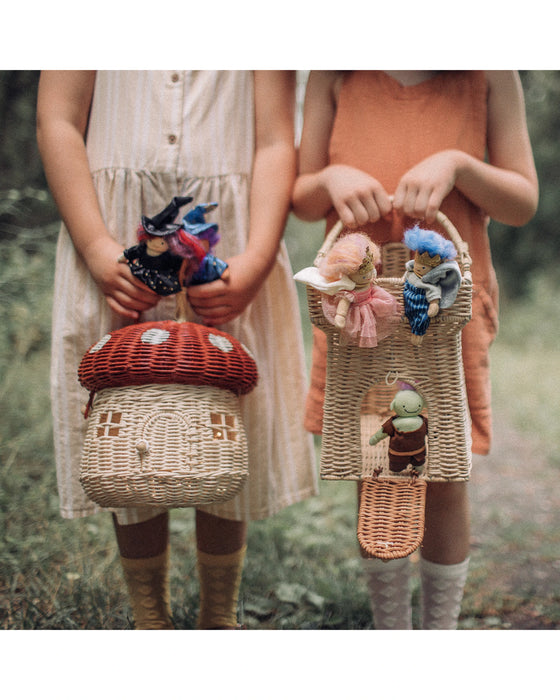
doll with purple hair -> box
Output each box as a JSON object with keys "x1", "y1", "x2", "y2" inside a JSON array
[
  {"x1": 403, "y1": 225, "x2": 462, "y2": 346},
  {"x1": 295, "y1": 232, "x2": 400, "y2": 348}
]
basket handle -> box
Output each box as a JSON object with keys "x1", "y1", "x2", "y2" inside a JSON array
[
  {"x1": 433, "y1": 210, "x2": 472, "y2": 276},
  {"x1": 313, "y1": 220, "x2": 344, "y2": 266},
  {"x1": 313, "y1": 209, "x2": 472, "y2": 277}
]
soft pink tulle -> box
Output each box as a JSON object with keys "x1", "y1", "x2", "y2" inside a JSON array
[{"x1": 321, "y1": 285, "x2": 401, "y2": 348}]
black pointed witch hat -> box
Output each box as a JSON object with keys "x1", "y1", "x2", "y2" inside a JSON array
[{"x1": 141, "y1": 196, "x2": 193, "y2": 236}]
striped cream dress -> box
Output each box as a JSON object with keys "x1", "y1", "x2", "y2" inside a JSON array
[{"x1": 51, "y1": 70, "x2": 318, "y2": 524}]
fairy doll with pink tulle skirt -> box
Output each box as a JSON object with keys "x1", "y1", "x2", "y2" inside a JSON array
[{"x1": 295, "y1": 232, "x2": 400, "y2": 348}]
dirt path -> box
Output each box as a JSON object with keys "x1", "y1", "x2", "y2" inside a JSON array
[{"x1": 466, "y1": 416, "x2": 560, "y2": 628}]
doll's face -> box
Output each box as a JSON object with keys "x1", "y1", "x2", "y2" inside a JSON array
[
  {"x1": 413, "y1": 260, "x2": 433, "y2": 278},
  {"x1": 348, "y1": 266, "x2": 375, "y2": 288},
  {"x1": 391, "y1": 390, "x2": 424, "y2": 417},
  {"x1": 146, "y1": 236, "x2": 169, "y2": 254}
]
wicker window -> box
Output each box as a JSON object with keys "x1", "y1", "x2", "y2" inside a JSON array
[
  {"x1": 210, "y1": 412, "x2": 238, "y2": 441},
  {"x1": 97, "y1": 411, "x2": 123, "y2": 438}
]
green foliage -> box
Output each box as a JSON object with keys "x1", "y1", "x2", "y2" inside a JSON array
[
  {"x1": 490, "y1": 276, "x2": 560, "y2": 467},
  {"x1": 0, "y1": 71, "x2": 43, "y2": 191},
  {"x1": 490, "y1": 71, "x2": 560, "y2": 297}
]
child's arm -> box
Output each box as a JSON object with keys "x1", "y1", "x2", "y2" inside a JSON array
[
  {"x1": 187, "y1": 70, "x2": 297, "y2": 325},
  {"x1": 292, "y1": 71, "x2": 392, "y2": 228},
  {"x1": 36, "y1": 70, "x2": 160, "y2": 320},
  {"x1": 393, "y1": 71, "x2": 539, "y2": 226}
]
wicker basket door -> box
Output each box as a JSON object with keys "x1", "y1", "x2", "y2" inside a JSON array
[{"x1": 307, "y1": 213, "x2": 473, "y2": 559}]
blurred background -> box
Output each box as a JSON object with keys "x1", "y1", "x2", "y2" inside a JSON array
[{"x1": 1, "y1": 70, "x2": 559, "y2": 629}]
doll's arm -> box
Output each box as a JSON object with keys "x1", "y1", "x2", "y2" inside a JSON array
[
  {"x1": 369, "y1": 428, "x2": 389, "y2": 446},
  {"x1": 37, "y1": 71, "x2": 160, "y2": 320},
  {"x1": 333, "y1": 295, "x2": 351, "y2": 329},
  {"x1": 428, "y1": 299, "x2": 440, "y2": 317},
  {"x1": 292, "y1": 71, "x2": 392, "y2": 227},
  {"x1": 187, "y1": 70, "x2": 296, "y2": 325}
]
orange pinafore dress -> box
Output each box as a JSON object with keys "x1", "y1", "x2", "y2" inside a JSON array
[{"x1": 304, "y1": 70, "x2": 499, "y2": 455}]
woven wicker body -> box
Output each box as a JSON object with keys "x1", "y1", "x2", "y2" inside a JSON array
[
  {"x1": 78, "y1": 321, "x2": 258, "y2": 509},
  {"x1": 357, "y1": 478, "x2": 427, "y2": 560},
  {"x1": 310, "y1": 278, "x2": 472, "y2": 483},
  {"x1": 306, "y1": 214, "x2": 473, "y2": 558},
  {"x1": 80, "y1": 384, "x2": 249, "y2": 508}
]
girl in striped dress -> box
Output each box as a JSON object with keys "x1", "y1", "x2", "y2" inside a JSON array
[{"x1": 37, "y1": 71, "x2": 318, "y2": 629}]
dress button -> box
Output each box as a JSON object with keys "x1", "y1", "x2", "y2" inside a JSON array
[
  {"x1": 171, "y1": 73, "x2": 180, "y2": 83},
  {"x1": 168, "y1": 134, "x2": 177, "y2": 145}
]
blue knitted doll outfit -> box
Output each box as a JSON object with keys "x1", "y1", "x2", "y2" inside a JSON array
[{"x1": 403, "y1": 280, "x2": 431, "y2": 337}]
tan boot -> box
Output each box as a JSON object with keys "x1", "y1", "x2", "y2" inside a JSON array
[
  {"x1": 120, "y1": 547, "x2": 174, "y2": 629},
  {"x1": 196, "y1": 545, "x2": 246, "y2": 629}
]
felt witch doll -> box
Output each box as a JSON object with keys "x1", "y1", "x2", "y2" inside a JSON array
[
  {"x1": 294, "y1": 232, "x2": 400, "y2": 348},
  {"x1": 174, "y1": 202, "x2": 230, "y2": 286},
  {"x1": 119, "y1": 195, "x2": 193, "y2": 296},
  {"x1": 119, "y1": 197, "x2": 229, "y2": 296},
  {"x1": 403, "y1": 225, "x2": 462, "y2": 346}
]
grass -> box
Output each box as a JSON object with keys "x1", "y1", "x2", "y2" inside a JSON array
[
  {"x1": 1, "y1": 214, "x2": 559, "y2": 631},
  {"x1": 490, "y1": 276, "x2": 560, "y2": 467}
]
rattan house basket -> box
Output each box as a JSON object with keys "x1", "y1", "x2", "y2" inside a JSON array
[
  {"x1": 305, "y1": 212, "x2": 473, "y2": 559},
  {"x1": 78, "y1": 320, "x2": 258, "y2": 509}
]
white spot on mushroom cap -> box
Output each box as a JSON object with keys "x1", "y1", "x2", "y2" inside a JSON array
[
  {"x1": 208, "y1": 334, "x2": 234, "y2": 353},
  {"x1": 89, "y1": 334, "x2": 112, "y2": 353},
  {"x1": 141, "y1": 328, "x2": 171, "y2": 345}
]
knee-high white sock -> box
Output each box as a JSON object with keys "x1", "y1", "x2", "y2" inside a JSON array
[
  {"x1": 361, "y1": 556, "x2": 412, "y2": 630},
  {"x1": 420, "y1": 556, "x2": 469, "y2": 630}
]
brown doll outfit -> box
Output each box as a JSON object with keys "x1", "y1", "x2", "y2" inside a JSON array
[
  {"x1": 305, "y1": 71, "x2": 499, "y2": 455},
  {"x1": 381, "y1": 416, "x2": 428, "y2": 472}
]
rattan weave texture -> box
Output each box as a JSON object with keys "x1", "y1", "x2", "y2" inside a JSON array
[
  {"x1": 358, "y1": 478, "x2": 427, "y2": 559},
  {"x1": 307, "y1": 213, "x2": 473, "y2": 558},
  {"x1": 80, "y1": 384, "x2": 249, "y2": 508},
  {"x1": 309, "y1": 213, "x2": 473, "y2": 484},
  {"x1": 78, "y1": 321, "x2": 258, "y2": 509},
  {"x1": 78, "y1": 320, "x2": 258, "y2": 396}
]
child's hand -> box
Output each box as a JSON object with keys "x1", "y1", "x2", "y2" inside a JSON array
[
  {"x1": 393, "y1": 150, "x2": 462, "y2": 223},
  {"x1": 322, "y1": 164, "x2": 392, "y2": 227},
  {"x1": 84, "y1": 236, "x2": 160, "y2": 320},
  {"x1": 186, "y1": 252, "x2": 265, "y2": 326}
]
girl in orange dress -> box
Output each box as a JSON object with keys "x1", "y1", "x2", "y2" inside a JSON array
[{"x1": 293, "y1": 70, "x2": 538, "y2": 629}]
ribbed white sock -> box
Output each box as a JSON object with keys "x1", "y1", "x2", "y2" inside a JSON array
[
  {"x1": 420, "y1": 556, "x2": 469, "y2": 630},
  {"x1": 362, "y1": 556, "x2": 412, "y2": 630}
]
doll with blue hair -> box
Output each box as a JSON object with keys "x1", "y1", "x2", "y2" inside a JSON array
[{"x1": 403, "y1": 225, "x2": 462, "y2": 346}]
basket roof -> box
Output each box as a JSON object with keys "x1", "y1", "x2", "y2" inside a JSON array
[{"x1": 78, "y1": 321, "x2": 258, "y2": 395}]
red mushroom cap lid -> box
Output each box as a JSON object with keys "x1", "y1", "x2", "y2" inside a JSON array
[{"x1": 78, "y1": 321, "x2": 258, "y2": 395}]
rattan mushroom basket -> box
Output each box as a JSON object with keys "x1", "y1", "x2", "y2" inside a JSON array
[
  {"x1": 305, "y1": 212, "x2": 472, "y2": 559},
  {"x1": 78, "y1": 321, "x2": 258, "y2": 509}
]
